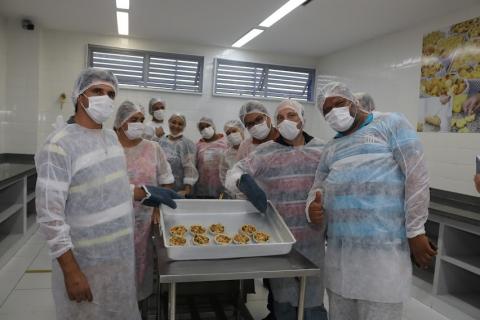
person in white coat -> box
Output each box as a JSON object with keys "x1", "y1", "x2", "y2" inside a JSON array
[
  {"x1": 35, "y1": 68, "x2": 179, "y2": 320},
  {"x1": 307, "y1": 82, "x2": 436, "y2": 320},
  {"x1": 226, "y1": 100, "x2": 327, "y2": 320},
  {"x1": 144, "y1": 97, "x2": 166, "y2": 141}
]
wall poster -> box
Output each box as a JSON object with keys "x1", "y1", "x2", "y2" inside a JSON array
[{"x1": 418, "y1": 17, "x2": 480, "y2": 133}]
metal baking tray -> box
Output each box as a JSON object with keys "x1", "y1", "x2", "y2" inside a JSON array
[{"x1": 160, "y1": 199, "x2": 296, "y2": 260}]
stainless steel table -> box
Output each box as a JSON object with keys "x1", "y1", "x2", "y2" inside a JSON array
[{"x1": 155, "y1": 246, "x2": 320, "y2": 320}]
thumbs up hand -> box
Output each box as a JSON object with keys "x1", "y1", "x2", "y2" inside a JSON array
[{"x1": 308, "y1": 191, "x2": 324, "y2": 224}]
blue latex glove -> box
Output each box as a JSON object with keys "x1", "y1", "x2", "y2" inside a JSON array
[
  {"x1": 237, "y1": 174, "x2": 268, "y2": 213},
  {"x1": 141, "y1": 185, "x2": 183, "y2": 209}
]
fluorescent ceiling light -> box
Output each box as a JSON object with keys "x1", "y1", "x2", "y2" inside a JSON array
[
  {"x1": 116, "y1": 11, "x2": 129, "y2": 35},
  {"x1": 259, "y1": 0, "x2": 305, "y2": 28},
  {"x1": 232, "y1": 28, "x2": 264, "y2": 48},
  {"x1": 116, "y1": 0, "x2": 130, "y2": 10}
]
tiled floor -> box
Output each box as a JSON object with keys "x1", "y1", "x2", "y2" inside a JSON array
[{"x1": 0, "y1": 230, "x2": 459, "y2": 320}]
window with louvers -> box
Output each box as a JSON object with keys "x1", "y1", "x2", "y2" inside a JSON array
[
  {"x1": 88, "y1": 45, "x2": 203, "y2": 93},
  {"x1": 214, "y1": 59, "x2": 315, "y2": 102}
]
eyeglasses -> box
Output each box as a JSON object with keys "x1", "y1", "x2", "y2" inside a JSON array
[{"x1": 244, "y1": 115, "x2": 267, "y2": 129}]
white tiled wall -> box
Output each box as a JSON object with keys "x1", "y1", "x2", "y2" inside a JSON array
[
  {"x1": 35, "y1": 29, "x2": 321, "y2": 147},
  {"x1": 2, "y1": 18, "x2": 40, "y2": 154},
  {"x1": 316, "y1": 4, "x2": 480, "y2": 196}
]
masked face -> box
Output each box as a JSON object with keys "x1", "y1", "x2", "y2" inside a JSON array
[
  {"x1": 153, "y1": 109, "x2": 165, "y2": 121},
  {"x1": 277, "y1": 119, "x2": 301, "y2": 140},
  {"x1": 124, "y1": 122, "x2": 145, "y2": 140},
  {"x1": 324, "y1": 106, "x2": 355, "y2": 132},
  {"x1": 82, "y1": 94, "x2": 114, "y2": 124},
  {"x1": 200, "y1": 126, "x2": 215, "y2": 139},
  {"x1": 227, "y1": 131, "x2": 243, "y2": 146},
  {"x1": 248, "y1": 120, "x2": 270, "y2": 140}
]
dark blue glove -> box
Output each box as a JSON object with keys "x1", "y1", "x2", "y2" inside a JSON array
[
  {"x1": 141, "y1": 185, "x2": 183, "y2": 209},
  {"x1": 237, "y1": 174, "x2": 268, "y2": 213}
]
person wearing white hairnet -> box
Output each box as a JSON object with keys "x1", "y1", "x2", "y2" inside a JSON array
[
  {"x1": 35, "y1": 68, "x2": 180, "y2": 320},
  {"x1": 219, "y1": 120, "x2": 245, "y2": 198},
  {"x1": 236, "y1": 100, "x2": 280, "y2": 160},
  {"x1": 226, "y1": 100, "x2": 327, "y2": 320},
  {"x1": 113, "y1": 101, "x2": 174, "y2": 305},
  {"x1": 195, "y1": 116, "x2": 228, "y2": 198},
  {"x1": 354, "y1": 92, "x2": 376, "y2": 112},
  {"x1": 159, "y1": 113, "x2": 199, "y2": 197},
  {"x1": 144, "y1": 97, "x2": 166, "y2": 141},
  {"x1": 307, "y1": 82, "x2": 436, "y2": 320}
]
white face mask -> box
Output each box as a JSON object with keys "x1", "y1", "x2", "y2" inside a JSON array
[
  {"x1": 200, "y1": 126, "x2": 215, "y2": 139},
  {"x1": 82, "y1": 94, "x2": 114, "y2": 124},
  {"x1": 248, "y1": 121, "x2": 270, "y2": 140},
  {"x1": 153, "y1": 109, "x2": 165, "y2": 121},
  {"x1": 124, "y1": 122, "x2": 145, "y2": 140},
  {"x1": 277, "y1": 119, "x2": 301, "y2": 141},
  {"x1": 324, "y1": 106, "x2": 355, "y2": 132},
  {"x1": 227, "y1": 132, "x2": 243, "y2": 146}
]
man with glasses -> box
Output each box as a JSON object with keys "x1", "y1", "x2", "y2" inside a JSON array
[{"x1": 236, "y1": 101, "x2": 279, "y2": 160}]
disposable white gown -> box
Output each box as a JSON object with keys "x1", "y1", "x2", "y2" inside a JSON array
[
  {"x1": 219, "y1": 147, "x2": 237, "y2": 185},
  {"x1": 307, "y1": 112, "x2": 429, "y2": 303},
  {"x1": 226, "y1": 135, "x2": 326, "y2": 308},
  {"x1": 123, "y1": 139, "x2": 174, "y2": 301},
  {"x1": 35, "y1": 124, "x2": 141, "y2": 320},
  {"x1": 235, "y1": 137, "x2": 258, "y2": 161},
  {"x1": 159, "y1": 135, "x2": 199, "y2": 191},
  {"x1": 195, "y1": 137, "x2": 228, "y2": 198},
  {"x1": 143, "y1": 120, "x2": 164, "y2": 142}
]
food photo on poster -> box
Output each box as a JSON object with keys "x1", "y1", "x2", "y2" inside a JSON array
[{"x1": 418, "y1": 16, "x2": 480, "y2": 133}]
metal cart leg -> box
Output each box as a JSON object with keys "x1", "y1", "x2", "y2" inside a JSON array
[
  {"x1": 236, "y1": 280, "x2": 245, "y2": 320},
  {"x1": 156, "y1": 281, "x2": 161, "y2": 320},
  {"x1": 168, "y1": 282, "x2": 176, "y2": 320},
  {"x1": 297, "y1": 276, "x2": 307, "y2": 320}
]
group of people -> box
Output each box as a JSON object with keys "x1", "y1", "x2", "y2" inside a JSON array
[{"x1": 35, "y1": 67, "x2": 437, "y2": 320}]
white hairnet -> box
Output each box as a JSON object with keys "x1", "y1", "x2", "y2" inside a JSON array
[
  {"x1": 148, "y1": 97, "x2": 166, "y2": 115},
  {"x1": 239, "y1": 100, "x2": 270, "y2": 124},
  {"x1": 169, "y1": 113, "x2": 187, "y2": 126},
  {"x1": 71, "y1": 68, "x2": 118, "y2": 105},
  {"x1": 114, "y1": 100, "x2": 143, "y2": 129},
  {"x1": 354, "y1": 92, "x2": 376, "y2": 112},
  {"x1": 223, "y1": 119, "x2": 244, "y2": 132},
  {"x1": 198, "y1": 116, "x2": 216, "y2": 131},
  {"x1": 316, "y1": 82, "x2": 357, "y2": 114},
  {"x1": 274, "y1": 99, "x2": 305, "y2": 125}
]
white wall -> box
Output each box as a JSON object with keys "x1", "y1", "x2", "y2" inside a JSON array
[
  {"x1": 35, "y1": 29, "x2": 321, "y2": 148},
  {"x1": 2, "y1": 18, "x2": 40, "y2": 154},
  {"x1": 0, "y1": 16, "x2": 7, "y2": 153},
  {"x1": 316, "y1": 4, "x2": 480, "y2": 196}
]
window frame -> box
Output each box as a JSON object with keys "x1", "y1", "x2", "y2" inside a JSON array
[
  {"x1": 87, "y1": 44, "x2": 204, "y2": 94},
  {"x1": 213, "y1": 58, "x2": 316, "y2": 103}
]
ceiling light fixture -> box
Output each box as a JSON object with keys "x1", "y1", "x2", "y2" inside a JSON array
[
  {"x1": 116, "y1": 11, "x2": 129, "y2": 35},
  {"x1": 259, "y1": 0, "x2": 306, "y2": 28},
  {"x1": 232, "y1": 28, "x2": 264, "y2": 48},
  {"x1": 116, "y1": 0, "x2": 130, "y2": 10}
]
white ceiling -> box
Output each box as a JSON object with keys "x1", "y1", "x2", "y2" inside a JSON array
[{"x1": 0, "y1": 0, "x2": 478, "y2": 57}]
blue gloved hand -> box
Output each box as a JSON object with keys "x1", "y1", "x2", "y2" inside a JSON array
[
  {"x1": 237, "y1": 174, "x2": 268, "y2": 213},
  {"x1": 141, "y1": 185, "x2": 183, "y2": 209}
]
